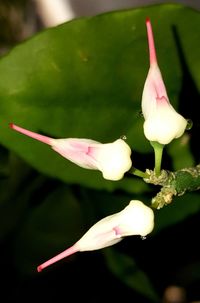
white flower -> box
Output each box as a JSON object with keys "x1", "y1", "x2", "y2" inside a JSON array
[
  {"x1": 142, "y1": 18, "x2": 187, "y2": 145},
  {"x1": 9, "y1": 123, "x2": 132, "y2": 180},
  {"x1": 37, "y1": 200, "x2": 154, "y2": 272}
]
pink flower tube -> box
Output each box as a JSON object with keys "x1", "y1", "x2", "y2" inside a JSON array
[
  {"x1": 142, "y1": 18, "x2": 187, "y2": 145},
  {"x1": 9, "y1": 123, "x2": 132, "y2": 180},
  {"x1": 37, "y1": 200, "x2": 154, "y2": 272}
]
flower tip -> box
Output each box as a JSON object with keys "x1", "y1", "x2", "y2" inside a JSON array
[
  {"x1": 36, "y1": 245, "x2": 79, "y2": 271},
  {"x1": 37, "y1": 265, "x2": 43, "y2": 273},
  {"x1": 8, "y1": 123, "x2": 53, "y2": 145},
  {"x1": 145, "y1": 17, "x2": 150, "y2": 24},
  {"x1": 9, "y1": 122, "x2": 14, "y2": 129}
]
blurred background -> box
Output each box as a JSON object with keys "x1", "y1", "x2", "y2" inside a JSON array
[
  {"x1": 0, "y1": 0, "x2": 200, "y2": 55},
  {"x1": 1, "y1": 1, "x2": 200, "y2": 303}
]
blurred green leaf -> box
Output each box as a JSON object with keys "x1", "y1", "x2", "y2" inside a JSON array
[
  {"x1": 153, "y1": 192, "x2": 200, "y2": 234},
  {"x1": 0, "y1": 4, "x2": 199, "y2": 190},
  {"x1": 0, "y1": 151, "x2": 42, "y2": 239},
  {"x1": 104, "y1": 248, "x2": 159, "y2": 302},
  {"x1": 167, "y1": 133, "x2": 195, "y2": 170},
  {"x1": 13, "y1": 184, "x2": 84, "y2": 274},
  {"x1": 177, "y1": 261, "x2": 200, "y2": 286}
]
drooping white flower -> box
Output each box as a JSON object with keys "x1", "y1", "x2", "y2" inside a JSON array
[
  {"x1": 142, "y1": 18, "x2": 187, "y2": 145},
  {"x1": 9, "y1": 123, "x2": 132, "y2": 180},
  {"x1": 37, "y1": 200, "x2": 154, "y2": 272}
]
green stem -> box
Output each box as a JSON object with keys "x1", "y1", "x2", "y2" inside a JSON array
[
  {"x1": 150, "y1": 141, "x2": 164, "y2": 177},
  {"x1": 145, "y1": 164, "x2": 200, "y2": 209},
  {"x1": 129, "y1": 167, "x2": 149, "y2": 178}
]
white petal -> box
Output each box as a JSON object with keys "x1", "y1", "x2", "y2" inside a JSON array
[
  {"x1": 76, "y1": 200, "x2": 154, "y2": 251},
  {"x1": 119, "y1": 200, "x2": 154, "y2": 237},
  {"x1": 142, "y1": 64, "x2": 169, "y2": 120},
  {"x1": 77, "y1": 212, "x2": 123, "y2": 251},
  {"x1": 90, "y1": 139, "x2": 132, "y2": 180},
  {"x1": 51, "y1": 138, "x2": 132, "y2": 180},
  {"x1": 51, "y1": 138, "x2": 100, "y2": 169},
  {"x1": 143, "y1": 102, "x2": 187, "y2": 144}
]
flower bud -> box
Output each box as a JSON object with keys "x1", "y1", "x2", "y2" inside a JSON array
[
  {"x1": 141, "y1": 18, "x2": 187, "y2": 145},
  {"x1": 37, "y1": 200, "x2": 154, "y2": 272},
  {"x1": 9, "y1": 123, "x2": 132, "y2": 180}
]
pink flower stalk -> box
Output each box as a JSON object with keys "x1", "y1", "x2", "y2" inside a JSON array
[
  {"x1": 9, "y1": 123, "x2": 132, "y2": 180},
  {"x1": 141, "y1": 18, "x2": 187, "y2": 145},
  {"x1": 37, "y1": 200, "x2": 154, "y2": 272}
]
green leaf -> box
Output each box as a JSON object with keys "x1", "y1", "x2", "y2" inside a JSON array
[
  {"x1": 167, "y1": 134, "x2": 195, "y2": 170},
  {"x1": 153, "y1": 192, "x2": 200, "y2": 234},
  {"x1": 0, "y1": 151, "x2": 42, "y2": 240},
  {"x1": 104, "y1": 248, "x2": 159, "y2": 302},
  {"x1": 0, "y1": 4, "x2": 199, "y2": 190},
  {"x1": 13, "y1": 185, "x2": 84, "y2": 274}
]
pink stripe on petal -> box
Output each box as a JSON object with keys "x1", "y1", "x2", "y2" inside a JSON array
[
  {"x1": 156, "y1": 96, "x2": 169, "y2": 105},
  {"x1": 113, "y1": 226, "x2": 122, "y2": 236},
  {"x1": 151, "y1": 65, "x2": 169, "y2": 101},
  {"x1": 51, "y1": 139, "x2": 99, "y2": 169}
]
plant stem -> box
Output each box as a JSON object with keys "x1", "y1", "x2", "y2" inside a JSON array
[
  {"x1": 145, "y1": 164, "x2": 200, "y2": 209},
  {"x1": 129, "y1": 167, "x2": 149, "y2": 178},
  {"x1": 150, "y1": 141, "x2": 164, "y2": 177}
]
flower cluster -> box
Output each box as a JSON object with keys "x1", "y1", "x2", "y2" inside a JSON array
[{"x1": 9, "y1": 18, "x2": 187, "y2": 271}]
